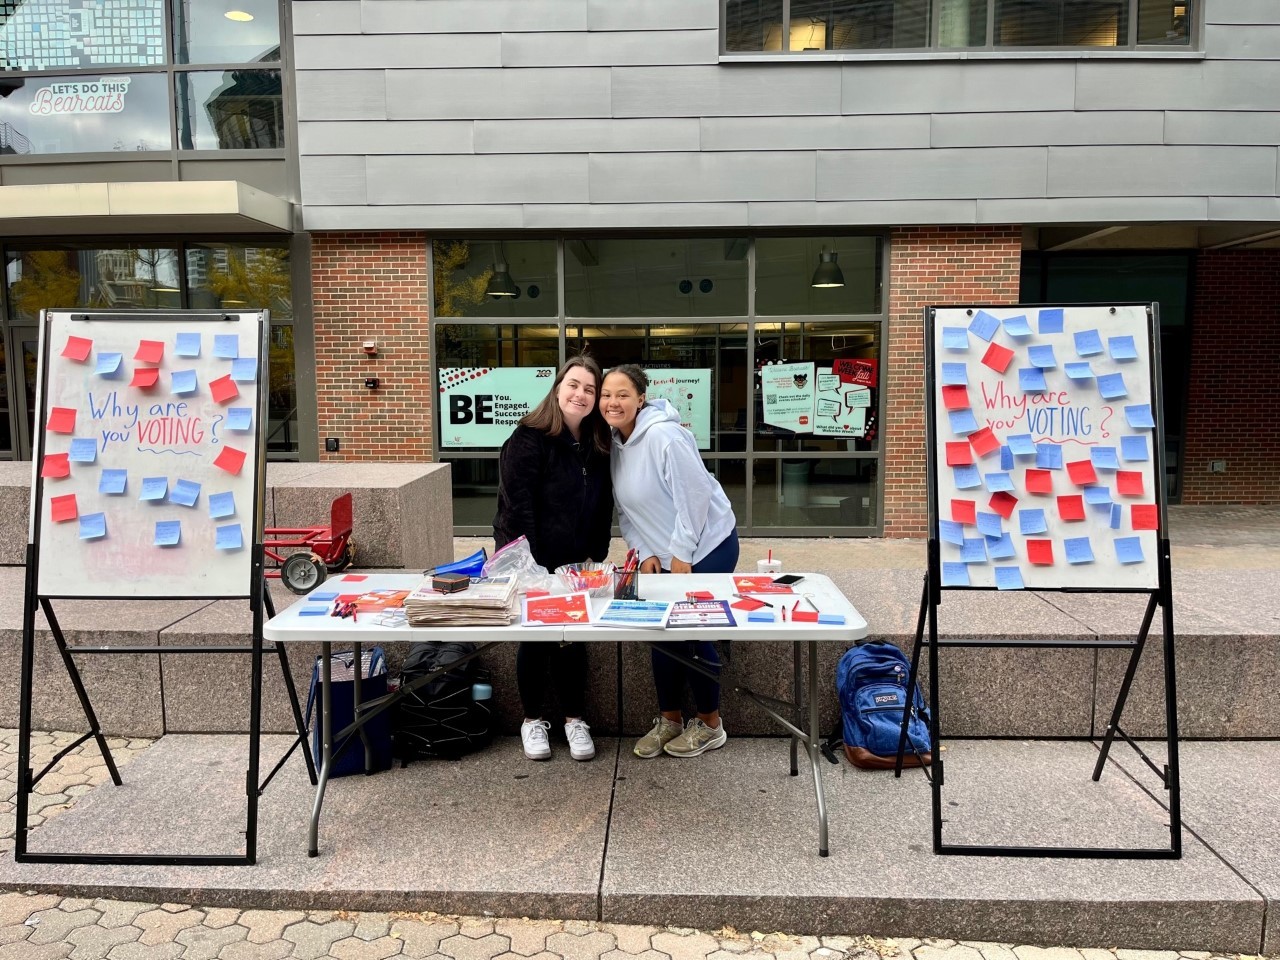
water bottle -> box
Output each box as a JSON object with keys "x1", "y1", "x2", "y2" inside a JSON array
[{"x1": 471, "y1": 682, "x2": 492, "y2": 702}]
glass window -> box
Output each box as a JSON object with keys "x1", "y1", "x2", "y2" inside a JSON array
[
  {"x1": 0, "y1": 72, "x2": 170, "y2": 154},
  {"x1": 565, "y1": 238, "x2": 748, "y2": 318},
  {"x1": 725, "y1": 0, "x2": 783, "y2": 51},
  {"x1": 432, "y1": 240, "x2": 558, "y2": 319},
  {"x1": 755, "y1": 237, "x2": 881, "y2": 316},
  {"x1": 4, "y1": 245, "x2": 181, "y2": 322},
  {"x1": 173, "y1": 0, "x2": 281, "y2": 64},
  {"x1": 995, "y1": 0, "x2": 1127, "y2": 47},
  {"x1": 752, "y1": 457, "x2": 878, "y2": 528},
  {"x1": 186, "y1": 242, "x2": 290, "y2": 315},
  {"x1": 1, "y1": 0, "x2": 165, "y2": 71},
  {"x1": 176, "y1": 68, "x2": 283, "y2": 149},
  {"x1": 1137, "y1": 0, "x2": 1189, "y2": 44}
]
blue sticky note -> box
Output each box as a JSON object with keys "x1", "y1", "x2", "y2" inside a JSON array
[
  {"x1": 1110, "y1": 503, "x2": 1123, "y2": 530},
  {"x1": 985, "y1": 471, "x2": 1015, "y2": 493},
  {"x1": 941, "y1": 562, "x2": 970, "y2": 586},
  {"x1": 231, "y1": 357, "x2": 258, "y2": 382},
  {"x1": 1097, "y1": 373, "x2": 1128, "y2": 400},
  {"x1": 1074, "y1": 329, "x2": 1104, "y2": 356},
  {"x1": 1007, "y1": 433, "x2": 1035, "y2": 456},
  {"x1": 140, "y1": 477, "x2": 168, "y2": 501},
  {"x1": 227, "y1": 407, "x2": 253, "y2": 432},
  {"x1": 1019, "y1": 508, "x2": 1048, "y2": 535},
  {"x1": 1084, "y1": 485, "x2": 1112, "y2": 505},
  {"x1": 953, "y1": 464, "x2": 982, "y2": 489},
  {"x1": 941, "y1": 363, "x2": 968, "y2": 386},
  {"x1": 1064, "y1": 362, "x2": 1094, "y2": 380},
  {"x1": 175, "y1": 332, "x2": 201, "y2": 357},
  {"x1": 969, "y1": 311, "x2": 1000, "y2": 342},
  {"x1": 95, "y1": 352, "x2": 123, "y2": 377},
  {"x1": 1038, "y1": 308, "x2": 1064, "y2": 334},
  {"x1": 1036, "y1": 444, "x2": 1063, "y2": 469},
  {"x1": 310, "y1": 591, "x2": 339, "y2": 602},
  {"x1": 1090, "y1": 446, "x2": 1119, "y2": 470},
  {"x1": 208, "y1": 491, "x2": 236, "y2": 519},
  {"x1": 78, "y1": 512, "x2": 106, "y2": 541},
  {"x1": 68, "y1": 438, "x2": 97, "y2": 463},
  {"x1": 213, "y1": 334, "x2": 239, "y2": 359},
  {"x1": 171, "y1": 369, "x2": 198, "y2": 395},
  {"x1": 154, "y1": 520, "x2": 181, "y2": 546},
  {"x1": 817, "y1": 613, "x2": 846, "y2": 625},
  {"x1": 170, "y1": 478, "x2": 201, "y2": 507},
  {"x1": 986, "y1": 532, "x2": 1016, "y2": 560},
  {"x1": 994, "y1": 566, "x2": 1025, "y2": 590},
  {"x1": 1108, "y1": 336, "x2": 1138, "y2": 361},
  {"x1": 299, "y1": 606, "x2": 329, "y2": 617},
  {"x1": 961, "y1": 538, "x2": 987, "y2": 564},
  {"x1": 942, "y1": 327, "x2": 969, "y2": 351},
  {"x1": 1003, "y1": 314, "x2": 1033, "y2": 337},
  {"x1": 99, "y1": 469, "x2": 127, "y2": 495},
  {"x1": 1124, "y1": 404, "x2": 1155, "y2": 429},
  {"x1": 1028, "y1": 345, "x2": 1058, "y2": 369},
  {"x1": 939, "y1": 520, "x2": 965, "y2": 546},
  {"x1": 748, "y1": 610, "x2": 776, "y2": 623},
  {"x1": 1064, "y1": 536, "x2": 1095, "y2": 564},
  {"x1": 1121, "y1": 435, "x2": 1149, "y2": 461},
  {"x1": 1019, "y1": 367, "x2": 1048, "y2": 393},
  {"x1": 949, "y1": 408, "x2": 979, "y2": 435},
  {"x1": 1114, "y1": 536, "x2": 1144, "y2": 564},
  {"x1": 976, "y1": 511, "x2": 1003, "y2": 538},
  {"x1": 999, "y1": 445, "x2": 1014, "y2": 471},
  {"x1": 215, "y1": 523, "x2": 243, "y2": 550}
]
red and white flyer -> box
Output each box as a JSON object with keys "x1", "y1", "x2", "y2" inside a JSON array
[
  {"x1": 731, "y1": 575, "x2": 795, "y2": 594},
  {"x1": 521, "y1": 591, "x2": 593, "y2": 626}
]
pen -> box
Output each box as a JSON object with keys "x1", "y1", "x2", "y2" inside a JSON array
[{"x1": 733, "y1": 593, "x2": 773, "y2": 608}]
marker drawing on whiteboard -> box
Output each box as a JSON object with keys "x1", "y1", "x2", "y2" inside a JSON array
[
  {"x1": 210, "y1": 413, "x2": 224, "y2": 444},
  {"x1": 136, "y1": 447, "x2": 201, "y2": 456}
]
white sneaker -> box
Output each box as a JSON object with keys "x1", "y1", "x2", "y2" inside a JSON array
[
  {"x1": 564, "y1": 719, "x2": 596, "y2": 761},
  {"x1": 521, "y1": 719, "x2": 551, "y2": 760}
]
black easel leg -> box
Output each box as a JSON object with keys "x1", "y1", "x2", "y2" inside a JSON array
[
  {"x1": 1091, "y1": 593, "x2": 1158, "y2": 781},
  {"x1": 927, "y1": 571, "x2": 943, "y2": 853},
  {"x1": 16, "y1": 547, "x2": 39, "y2": 859},
  {"x1": 896, "y1": 575, "x2": 929, "y2": 777},
  {"x1": 790, "y1": 640, "x2": 800, "y2": 776},
  {"x1": 1158, "y1": 538, "x2": 1182, "y2": 857},
  {"x1": 274, "y1": 643, "x2": 318, "y2": 785}
]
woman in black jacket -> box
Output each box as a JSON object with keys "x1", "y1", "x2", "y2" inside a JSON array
[{"x1": 493, "y1": 355, "x2": 613, "y2": 762}]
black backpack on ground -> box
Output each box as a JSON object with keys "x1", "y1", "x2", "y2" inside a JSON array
[{"x1": 393, "y1": 640, "x2": 494, "y2": 762}]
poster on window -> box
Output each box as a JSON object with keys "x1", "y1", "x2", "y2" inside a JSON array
[
  {"x1": 813, "y1": 368, "x2": 870, "y2": 437},
  {"x1": 761, "y1": 362, "x2": 816, "y2": 432},
  {"x1": 644, "y1": 368, "x2": 711, "y2": 450},
  {"x1": 438, "y1": 366, "x2": 555, "y2": 448}
]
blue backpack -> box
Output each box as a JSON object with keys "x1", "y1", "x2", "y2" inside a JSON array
[{"x1": 835, "y1": 641, "x2": 932, "y2": 770}]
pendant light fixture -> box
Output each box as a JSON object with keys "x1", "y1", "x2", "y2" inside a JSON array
[
  {"x1": 486, "y1": 242, "x2": 518, "y2": 298},
  {"x1": 810, "y1": 249, "x2": 845, "y2": 288}
]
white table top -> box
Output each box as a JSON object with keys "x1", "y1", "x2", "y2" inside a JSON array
[{"x1": 263, "y1": 572, "x2": 867, "y2": 644}]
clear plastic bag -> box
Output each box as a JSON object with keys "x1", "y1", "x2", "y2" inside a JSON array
[{"x1": 482, "y1": 536, "x2": 562, "y2": 594}]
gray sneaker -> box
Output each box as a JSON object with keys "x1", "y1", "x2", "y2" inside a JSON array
[
  {"x1": 634, "y1": 716, "x2": 683, "y2": 758},
  {"x1": 663, "y1": 718, "x2": 728, "y2": 757}
]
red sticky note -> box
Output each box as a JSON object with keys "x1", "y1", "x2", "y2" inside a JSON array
[
  {"x1": 41, "y1": 453, "x2": 71, "y2": 478},
  {"x1": 47, "y1": 407, "x2": 77, "y2": 434},
  {"x1": 50, "y1": 493, "x2": 78, "y2": 522},
  {"x1": 213, "y1": 445, "x2": 247, "y2": 475},
  {"x1": 1027, "y1": 539, "x2": 1054, "y2": 565},
  {"x1": 1116, "y1": 470, "x2": 1144, "y2": 496},
  {"x1": 686, "y1": 591, "x2": 714, "y2": 601},
  {"x1": 1131, "y1": 504, "x2": 1159, "y2": 530},
  {"x1": 210, "y1": 374, "x2": 240, "y2": 404},
  {"x1": 343, "y1": 574, "x2": 368, "y2": 582},
  {"x1": 946, "y1": 442, "x2": 973, "y2": 466},
  {"x1": 130, "y1": 367, "x2": 160, "y2": 389},
  {"x1": 989, "y1": 491, "x2": 1018, "y2": 519},
  {"x1": 1066, "y1": 459, "x2": 1098, "y2": 486},
  {"x1": 731, "y1": 597, "x2": 765, "y2": 611},
  {"x1": 62, "y1": 336, "x2": 93, "y2": 362},
  {"x1": 135, "y1": 339, "x2": 164, "y2": 363},
  {"x1": 969, "y1": 426, "x2": 1000, "y2": 458},
  {"x1": 951, "y1": 499, "x2": 977, "y2": 524},
  {"x1": 1057, "y1": 494, "x2": 1085, "y2": 522},
  {"x1": 982, "y1": 342, "x2": 1015, "y2": 374},
  {"x1": 941, "y1": 385, "x2": 970, "y2": 410},
  {"x1": 1025, "y1": 468, "x2": 1053, "y2": 494},
  {"x1": 792, "y1": 609, "x2": 819, "y2": 623}
]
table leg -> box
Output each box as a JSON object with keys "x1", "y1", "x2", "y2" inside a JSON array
[
  {"x1": 308, "y1": 641, "x2": 334, "y2": 857},
  {"x1": 790, "y1": 640, "x2": 800, "y2": 777},
  {"x1": 351, "y1": 642, "x2": 374, "y2": 772},
  {"x1": 808, "y1": 640, "x2": 829, "y2": 857}
]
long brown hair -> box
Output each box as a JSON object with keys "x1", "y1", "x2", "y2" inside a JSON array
[{"x1": 520, "y1": 354, "x2": 611, "y2": 455}]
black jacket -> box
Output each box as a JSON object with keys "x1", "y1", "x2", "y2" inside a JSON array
[{"x1": 493, "y1": 424, "x2": 613, "y2": 573}]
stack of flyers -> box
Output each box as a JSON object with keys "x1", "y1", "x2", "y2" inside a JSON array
[{"x1": 595, "y1": 599, "x2": 673, "y2": 629}]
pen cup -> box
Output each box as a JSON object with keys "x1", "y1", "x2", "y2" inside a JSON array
[
  {"x1": 613, "y1": 569, "x2": 639, "y2": 600},
  {"x1": 757, "y1": 559, "x2": 783, "y2": 575}
]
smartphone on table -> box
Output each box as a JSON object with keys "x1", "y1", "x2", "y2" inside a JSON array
[{"x1": 772, "y1": 574, "x2": 805, "y2": 586}]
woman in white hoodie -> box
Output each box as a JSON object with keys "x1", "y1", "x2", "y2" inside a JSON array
[{"x1": 599, "y1": 364, "x2": 739, "y2": 759}]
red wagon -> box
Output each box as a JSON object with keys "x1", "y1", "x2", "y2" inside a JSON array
[{"x1": 264, "y1": 492, "x2": 356, "y2": 594}]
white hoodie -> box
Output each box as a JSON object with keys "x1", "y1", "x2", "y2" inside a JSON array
[{"x1": 610, "y1": 398, "x2": 737, "y2": 569}]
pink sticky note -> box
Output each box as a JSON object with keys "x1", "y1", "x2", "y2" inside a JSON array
[
  {"x1": 989, "y1": 491, "x2": 1018, "y2": 519},
  {"x1": 62, "y1": 336, "x2": 93, "y2": 362},
  {"x1": 47, "y1": 407, "x2": 76, "y2": 434},
  {"x1": 213, "y1": 446, "x2": 246, "y2": 475},
  {"x1": 135, "y1": 339, "x2": 164, "y2": 363},
  {"x1": 50, "y1": 493, "x2": 78, "y2": 523},
  {"x1": 210, "y1": 374, "x2": 240, "y2": 404},
  {"x1": 1066, "y1": 459, "x2": 1098, "y2": 486},
  {"x1": 982, "y1": 342, "x2": 1015, "y2": 374},
  {"x1": 1027, "y1": 539, "x2": 1054, "y2": 565},
  {"x1": 946, "y1": 442, "x2": 973, "y2": 466},
  {"x1": 969, "y1": 426, "x2": 1001, "y2": 458},
  {"x1": 41, "y1": 453, "x2": 71, "y2": 479},
  {"x1": 130, "y1": 367, "x2": 160, "y2": 389},
  {"x1": 1057, "y1": 495, "x2": 1085, "y2": 522},
  {"x1": 1131, "y1": 504, "x2": 1159, "y2": 530},
  {"x1": 1116, "y1": 470, "x2": 1144, "y2": 496},
  {"x1": 941, "y1": 385, "x2": 970, "y2": 411},
  {"x1": 951, "y1": 499, "x2": 977, "y2": 524},
  {"x1": 1025, "y1": 469, "x2": 1053, "y2": 494}
]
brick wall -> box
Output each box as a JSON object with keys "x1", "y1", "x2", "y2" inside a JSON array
[
  {"x1": 311, "y1": 232, "x2": 433, "y2": 461},
  {"x1": 1181, "y1": 250, "x2": 1280, "y2": 503},
  {"x1": 884, "y1": 226, "x2": 1023, "y2": 537}
]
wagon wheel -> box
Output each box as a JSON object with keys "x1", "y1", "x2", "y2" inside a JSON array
[
  {"x1": 329, "y1": 540, "x2": 356, "y2": 572},
  {"x1": 283, "y1": 552, "x2": 327, "y2": 594}
]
